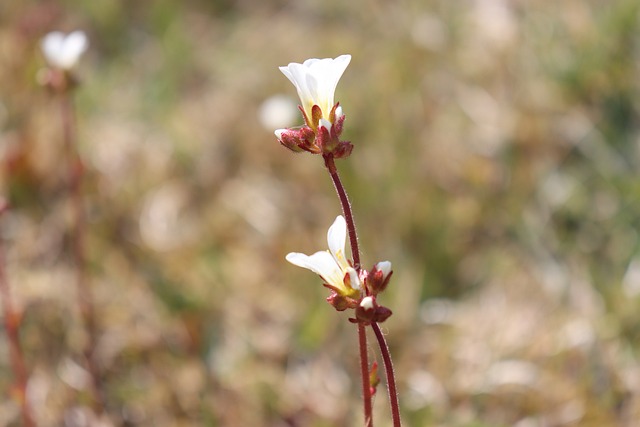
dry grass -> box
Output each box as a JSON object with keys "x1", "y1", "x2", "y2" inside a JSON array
[{"x1": 1, "y1": 0, "x2": 640, "y2": 425}]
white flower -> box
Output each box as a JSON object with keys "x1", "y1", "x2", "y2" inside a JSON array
[
  {"x1": 41, "y1": 31, "x2": 88, "y2": 70},
  {"x1": 279, "y1": 54, "x2": 351, "y2": 126},
  {"x1": 286, "y1": 215, "x2": 361, "y2": 298}
]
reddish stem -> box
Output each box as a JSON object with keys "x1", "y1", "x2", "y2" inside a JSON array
[
  {"x1": 323, "y1": 155, "x2": 361, "y2": 270},
  {"x1": 0, "y1": 205, "x2": 35, "y2": 426},
  {"x1": 60, "y1": 92, "x2": 105, "y2": 413},
  {"x1": 372, "y1": 322, "x2": 401, "y2": 427},
  {"x1": 323, "y1": 154, "x2": 372, "y2": 427}
]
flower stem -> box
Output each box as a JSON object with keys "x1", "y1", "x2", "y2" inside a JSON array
[
  {"x1": 0, "y1": 202, "x2": 35, "y2": 427},
  {"x1": 372, "y1": 322, "x2": 401, "y2": 427},
  {"x1": 323, "y1": 154, "x2": 372, "y2": 427},
  {"x1": 60, "y1": 92, "x2": 105, "y2": 414},
  {"x1": 323, "y1": 154, "x2": 361, "y2": 270}
]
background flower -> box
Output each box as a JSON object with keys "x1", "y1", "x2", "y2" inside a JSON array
[{"x1": 40, "y1": 30, "x2": 88, "y2": 70}]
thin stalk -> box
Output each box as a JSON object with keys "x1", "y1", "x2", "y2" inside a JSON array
[
  {"x1": 323, "y1": 155, "x2": 361, "y2": 270},
  {"x1": 323, "y1": 154, "x2": 372, "y2": 427},
  {"x1": 372, "y1": 322, "x2": 401, "y2": 427},
  {"x1": 60, "y1": 92, "x2": 104, "y2": 413},
  {"x1": 0, "y1": 204, "x2": 35, "y2": 426}
]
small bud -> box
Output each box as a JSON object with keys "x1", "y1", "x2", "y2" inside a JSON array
[
  {"x1": 326, "y1": 292, "x2": 358, "y2": 311},
  {"x1": 353, "y1": 296, "x2": 393, "y2": 324},
  {"x1": 367, "y1": 261, "x2": 393, "y2": 295},
  {"x1": 275, "y1": 127, "x2": 320, "y2": 154},
  {"x1": 354, "y1": 296, "x2": 377, "y2": 323},
  {"x1": 275, "y1": 128, "x2": 304, "y2": 153},
  {"x1": 360, "y1": 296, "x2": 375, "y2": 310}
]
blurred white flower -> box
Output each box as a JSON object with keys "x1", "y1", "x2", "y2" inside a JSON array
[
  {"x1": 258, "y1": 95, "x2": 298, "y2": 130},
  {"x1": 286, "y1": 215, "x2": 360, "y2": 298},
  {"x1": 279, "y1": 55, "x2": 351, "y2": 126},
  {"x1": 40, "y1": 30, "x2": 88, "y2": 70}
]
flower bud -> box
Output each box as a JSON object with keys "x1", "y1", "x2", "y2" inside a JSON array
[
  {"x1": 352, "y1": 295, "x2": 392, "y2": 324},
  {"x1": 275, "y1": 127, "x2": 320, "y2": 154},
  {"x1": 326, "y1": 292, "x2": 358, "y2": 311},
  {"x1": 366, "y1": 261, "x2": 393, "y2": 295}
]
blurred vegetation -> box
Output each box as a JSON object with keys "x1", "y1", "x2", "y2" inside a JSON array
[{"x1": 1, "y1": 0, "x2": 640, "y2": 425}]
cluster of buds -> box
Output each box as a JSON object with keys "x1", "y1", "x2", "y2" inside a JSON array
[
  {"x1": 286, "y1": 216, "x2": 393, "y2": 324},
  {"x1": 275, "y1": 55, "x2": 353, "y2": 159}
]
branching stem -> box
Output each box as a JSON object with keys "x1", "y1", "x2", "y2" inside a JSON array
[{"x1": 323, "y1": 154, "x2": 372, "y2": 427}]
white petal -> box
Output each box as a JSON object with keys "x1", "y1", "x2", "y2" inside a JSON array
[
  {"x1": 278, "y1": 55, "x2": 351, "y2": 120},
  {"x1": 286, "y1": 251, "x2": 344, "y2": 288},
  {"x1": 327, "y1": 215, "x2": 349, "y2": 270},
  {"x1": 376, "y1": 261, "x2": 392, "y2": 278},
  {"x1": 41, "y1": 31, "x2": 65, "y2": 67},
  {"x1": 60, "y1": 31, "x2": 88, "y2": 68},
  {"x1": 360, "y1": 296, "x2": 374, "y2": 310},
  {"x1": 274, "y1": 129, "x2": 285, "y2": 139},
  {"x1": 347, "y1": 267, "x2": 361, "y2": 291},
  {"x1": 318, "y1": 118, "x2": 332, "y2": 131}
]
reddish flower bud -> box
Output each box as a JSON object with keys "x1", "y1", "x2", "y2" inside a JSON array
[
  {"x1": 275, "y1": 127, "x2": 320, "y2": 154},
  {"x1": 352, "y1": 296, "x2": 393, "y2": 324},
  {"x1": 326, "y1": 292, "x2": 358, "y2": 311},
  {"x1": 366, "y1": 261, "x2": 393, "y2": 295}
]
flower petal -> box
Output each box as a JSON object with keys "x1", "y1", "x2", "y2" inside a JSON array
[
  {"x1": 375, "y1": 261, "x2": 392, "y2": 278},
  {"x1": 60, "y1": 31, "x2": 88, "y2": 68},
  {"x1": 346, "y1": 267, "x2": 361, "y2": 291},
  {"x1": 279, "y1": 55, "x2": 351, "y2": 122},
  {"x1": 327, "y1": 215, "x2": 350, "y2": 271},
  {"x1": 41, "y1": 31, "x2": 65, "y2": 67},
  {"x1": 286, "y1": 251, "x2": 344, "y2": 288}
]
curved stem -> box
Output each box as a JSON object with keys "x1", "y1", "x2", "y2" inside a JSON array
[
  {"x1": 372, "y1": 322, "x2": 401, "y2": 427},
  {"x1": 323, "y1": 154, "x2": 372, "y2": 427}
]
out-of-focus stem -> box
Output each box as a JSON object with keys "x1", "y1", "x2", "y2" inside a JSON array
[
  {"x1": 0, "y1": 203, "x2": 35, "y2": 426},
  {"x1": 372, "y1": 322, "x2": 401, "y2": 427},
  {"x1": 323, "y1": 154, "x2": 372, "y2": 427},
  {"x1": 60, "y1": 91, "x2": 104, "y2": 413}
]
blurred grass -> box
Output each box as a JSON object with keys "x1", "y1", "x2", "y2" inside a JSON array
[{"x1": 1, "y1": 0, "x2": 640, "y2": 425}]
